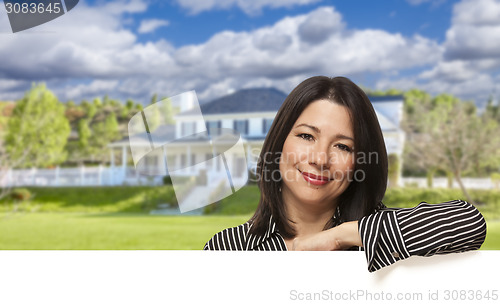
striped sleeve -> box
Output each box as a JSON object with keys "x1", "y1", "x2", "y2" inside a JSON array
[
  {"x1": 359, "y1": 200, "x2": 487, "y2": 272},
  {"x1": 359, "y1": 209, "x2": 411, "y2": 272},
  {"x1": 397, "y1": 200, "x2": 486, "y2": 256},
  {"x1": 203, "y1": 223, "x2": 249, "y2": 250}
]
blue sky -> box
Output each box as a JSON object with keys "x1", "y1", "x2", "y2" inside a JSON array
[
  {"x1": 0, "y1": 0, "x2": 499, "y2": 105},
  {"x1": 141, "y1": 0, "x2": 456, "y2": 45}
]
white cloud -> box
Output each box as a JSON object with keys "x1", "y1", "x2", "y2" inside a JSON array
[
  {"x1": 172, "y1": 6, "x2": 441, "y2": 85},
  {"x1": 423, "y1": 73, "x2": 495, "y2": 101},
  {"x1": 65, "y1": 80, "x2": 120, "y2": 100},
  {"x1": 419, "y1": 60, "x2": 479, "y2": 83},
  {"x1": 452, "y1": 0, "x2": 500, "y2": 26},
  {"x1": 405, "y1": 0, "x2": 446, "y2": 6},
  {"x1": 444, "y1": 0, "x2": 500, "y2": 60},
  {"x1": 138, "y1": 19, "x2": 170, "y2": 34},
  {"x1": 4, "y1": 0, "x2": 497, "y2": 106},
  {"x1": 386, "y1": 0, "x2": 500, "y2": 103},
  {"x1": 0, "y1": 0, "x2": 177, "y2": 80},
  {"x1": 100, "y1": 0, "x2": 148, "y2": 15},
  {"x1": 377, "y1": 72, "x2": 497, "y2": 103},
  {"x1": 174, "y1": 0, "x2": 321, "y2": 15},
  {"x1": 0, "y1": 3, "x2": 445, "y2": 103},
  {"x1": 297, "y1": 6, "x2": 344, "y2": 43},
  {"x1": 375, "y1": 77, "x2": 420, "y2": 92}
]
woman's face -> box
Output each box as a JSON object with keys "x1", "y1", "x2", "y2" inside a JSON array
[{"x1": 279, "y1": 99, "x2": 355, "y2": 211}]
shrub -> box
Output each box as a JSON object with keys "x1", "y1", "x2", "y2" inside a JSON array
[
  {"x1": 492, "y1": 173, "x2": 500, "y2": 189},
  {"x1": 388, "y1": 154, "x2": 400, "y2": 188},
  {"x1": 11, "y1": 188, "x2": 32, "y2": 201},
  {"x1": 163, "y1": 176, "x2": 172, "y2": 185}
]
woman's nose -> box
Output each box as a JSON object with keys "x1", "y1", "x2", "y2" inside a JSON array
[{"x1": 309, "y1": 144, "x2": 330, "y2": 169}]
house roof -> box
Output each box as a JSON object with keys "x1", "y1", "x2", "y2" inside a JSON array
[
  {"x1": 179, "y1": 88, "x2": 287, "y2": 116},
  {"x1": 368, "y1": 95, "x2": 404, "y2": 102},
  {"x1": 179, "y1": 88, "x2": 402, "y2": 117}
]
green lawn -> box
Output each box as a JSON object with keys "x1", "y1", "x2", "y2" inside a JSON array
[
  {"x1": 0, "y1": 212, "x2": 249, "y2": 249},
  {"x1": 482, "y1": 220, "x2": 500, "y2": 250},
  {"x1": 0, "y1": 186, "x2": 177, "y2": 213},
  {"x1": 1, "y1": 186, "x2": 499, "y2": 250},
  {"x1": 0, "y1": 212, "x2": 498, "y2": 250}
]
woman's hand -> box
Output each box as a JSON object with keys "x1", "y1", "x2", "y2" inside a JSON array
[{"x1": 290, "y1": 221, "x2": 362, "y2": 251}]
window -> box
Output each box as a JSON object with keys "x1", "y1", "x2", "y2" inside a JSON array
[
  {"x1": 233, "y1": 120, "x2": 248, "y2": 135},
  {"x1": 262, "y1": 118, "x2": 274, "y2": 134},
  {"x1": 206, "y1": 120, "x2": 221, "y2": 136},
  {"x1": 181, "y1": 121, "x2": 196, "y2": 136}
]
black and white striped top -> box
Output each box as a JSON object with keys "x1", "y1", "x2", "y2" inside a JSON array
[{"x1": 203, "y1": 200, "x2": 487, "y2": 272}]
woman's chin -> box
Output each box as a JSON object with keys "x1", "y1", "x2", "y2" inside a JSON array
[{"x1": 292, "y1": 194, "x2": 337, "y2": 208}]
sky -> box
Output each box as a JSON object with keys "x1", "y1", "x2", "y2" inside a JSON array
[{"x1": 0, "y1": 0, "x2": 499, "y2": 106}]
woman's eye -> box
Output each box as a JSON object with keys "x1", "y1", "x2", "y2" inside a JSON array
[
  {"x1": 336, "y1": 144, "x2": 352, "y2": 152},
  {"x1": 298, "y1": 133, "x2": 314, "y2": 141}
]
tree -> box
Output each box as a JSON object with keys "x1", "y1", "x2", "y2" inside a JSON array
[
  {"x1": 81, "y1": 100, "x2": 97, "y2": 120},
  {"x1": 88, "y1": 112, "x2": 121, "y2": 162},
  {"x1": 77, "y1": 119, "x2": 91, "y2": 149},
  {"x1": 150, "y1": 93, "x2": 158, "y2": 105},
  {"x1": 5, "y1": 84, "x2": 70, "y2": 168},
  {"x1": 404, "y1": 92, "x2": 500, "y2": 204},
  {"x1": 367, "y1": 88, "x2": 403, "y2": 96}
]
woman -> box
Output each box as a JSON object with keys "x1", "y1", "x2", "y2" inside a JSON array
[{"x1": 204, "y1": 76, "x2": 487, "y2": 272}]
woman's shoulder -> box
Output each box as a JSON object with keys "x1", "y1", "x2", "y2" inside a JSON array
[{"x1": 203, "y1": 222, "x2": 251, "y2": 250}]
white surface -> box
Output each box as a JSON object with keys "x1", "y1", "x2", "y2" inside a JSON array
[{"x1": 0, "y1": 251, "x2": 498, "y2": 304}]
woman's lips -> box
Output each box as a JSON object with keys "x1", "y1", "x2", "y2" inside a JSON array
[{"x1": 301, "y1": 171, "x2": 331, "y2": 186}]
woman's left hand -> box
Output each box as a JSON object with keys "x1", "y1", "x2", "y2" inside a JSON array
[{"x1": 290, "y1": 221, "x2": 362, "y2": 251}]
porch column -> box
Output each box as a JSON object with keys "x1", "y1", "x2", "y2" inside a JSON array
[
  {"x1": 121, "y1": 146, "x2": 127, "y2": 184},
  {"x1": 187, "y1": 145, "x2": 192, "y2": 173},
  {"x1": 110, "y1": 148, "x2": 115, "y2": 168},
  {"x1": 246, "y1": 144, "x2": 251, "y2": 169},
  {"x1": 212, "y1": 147, "x2": 218, "y2": 174},
  {"x1": 121, "y1": 146, "x2": 127, "y2": 170},
  {"x1": 80, "y1": 165, "x2": 85, "y2": 186},
  {"x1": 55, "y1": 166, "x2": 60, "y2": 186},
  {"x1": 7, "y1": 168, "x2": 12, "y2": 187},
  {"x1": 98, "y1": 164, "x2": 103, "y2": 185},
  {"x1": 31, "y1": 167, "x2": 36, "y2": 185}
]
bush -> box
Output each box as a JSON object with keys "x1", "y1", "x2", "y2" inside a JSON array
[
  {"x1": 492, "y1": 173, "x2": 500, "y2": 189},
  {"x1": 11, "y1": 188, "x2": 32, "y2": 201},
  {"x1": 163, "y1": 176, "x2": 172, "y2": 185},
  {"x1": 387, "y1": 154, "x2": 400, "y2": 188}
]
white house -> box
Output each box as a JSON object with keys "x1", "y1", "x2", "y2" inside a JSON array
[{"x1": 110, "y1": 88, "x2": 405, "y2": 187}]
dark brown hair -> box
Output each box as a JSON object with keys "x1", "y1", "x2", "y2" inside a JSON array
[{"x1": 248, "y1": 76, "x2": 388, "y2": 239}]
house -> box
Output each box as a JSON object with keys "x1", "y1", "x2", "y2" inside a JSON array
[{"x1": 111, "y1": 88, "x2": 405, "y2": 188}]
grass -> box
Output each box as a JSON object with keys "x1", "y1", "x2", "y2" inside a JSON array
[
  {"x1": 0, "y1": 212, "x2": 498, "y2": 250},
  {"x1": 483, "y1": 221, "x2": 500, "y2": 250},
  {"x1": 0, "y1": 186, "x2": 177, "y2": 213},
  {"x1": 0, "y1": 185, "x2": 499, "y2": 250},
  {"x1": 0, "y1": 212, "x2": 249, "y2": 249}
]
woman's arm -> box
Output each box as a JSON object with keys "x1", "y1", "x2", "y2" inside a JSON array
[
  {"x1": 291, "y1": 200, "x2": 487, "y2": 272},
  {"x1": 290, "y1": 221, "x2": 362, "y2": 251},
  {"x1": 359, "y1": 200, "x2": 486, "y2": 272}
]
